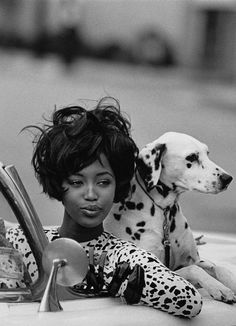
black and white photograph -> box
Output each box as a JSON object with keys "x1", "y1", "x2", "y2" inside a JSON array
[{"x1": 0, "y1": 0, "x2": 236, "y2": 325}]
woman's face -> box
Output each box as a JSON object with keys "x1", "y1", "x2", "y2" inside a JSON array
[{"x1": 62, "y1": 154, "x2": 116, "y2": 228}]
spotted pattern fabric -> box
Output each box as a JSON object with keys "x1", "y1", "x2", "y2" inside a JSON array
[{"x1": 6, "y1": 226, "x2": 202, "y2": 318}]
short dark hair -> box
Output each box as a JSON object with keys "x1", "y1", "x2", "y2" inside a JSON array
[{"x1": 28, "y1": 97, "x2": 138, "y2": 203}]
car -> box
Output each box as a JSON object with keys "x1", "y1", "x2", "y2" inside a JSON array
[{"x1": 0, "y1": 163, "x2": 236, "y2": 326}]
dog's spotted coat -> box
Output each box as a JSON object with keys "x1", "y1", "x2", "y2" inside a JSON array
[
  {"x1": 5, "y1": 225, "x2": 202, "y2": 318},
  {"x1": 105, "y1": 132, "x2": 236, "y2": 303}
]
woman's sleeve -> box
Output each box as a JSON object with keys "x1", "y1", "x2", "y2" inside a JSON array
[
  {"x1": 104, "y1": 241, "x2": 202, "y2": 319},
  {"x1": 6, "y1": 226, "x2": 39, "y2": 284}
]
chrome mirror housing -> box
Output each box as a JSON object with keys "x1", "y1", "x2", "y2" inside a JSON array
[{"x1": 39, "y1": 238, "x2": 89, "y2": 312}]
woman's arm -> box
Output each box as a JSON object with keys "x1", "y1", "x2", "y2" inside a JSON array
[{"x1": 103, "y1": 239, "x2": 202, "y2": 318}]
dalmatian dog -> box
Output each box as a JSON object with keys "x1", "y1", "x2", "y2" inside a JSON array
[{"x1": 104, "y1": 131, "x2": 236, "y2": 304}]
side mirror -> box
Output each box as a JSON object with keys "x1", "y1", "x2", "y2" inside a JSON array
[{"x1": 39, "y1": 238, "x2": 89, "y2": 312}]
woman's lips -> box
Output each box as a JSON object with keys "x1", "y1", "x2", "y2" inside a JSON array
[{"x1": 81, "y1": 206, "x2": 101, "y2": 217}]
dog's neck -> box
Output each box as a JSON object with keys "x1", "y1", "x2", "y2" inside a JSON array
[
  {"x1": 135, "y1": 170, "x2": 182, "y2": 210},
  {"x1": 156, "y1": 180, "x2": 185, "y2": 198},
  {"x1": 156, "y1": 180, "x2": 173, "y2": 198},
  {"x1": 153, "y1": 181, "x2": 181, "y2": 210}
]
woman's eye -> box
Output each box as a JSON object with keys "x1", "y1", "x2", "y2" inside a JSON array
[
  {"x1": 98, "y1": 179, "x2": 111, "y2": 186},
  {"x1": 68, "y1": 180, "x2": 83, "y2": 186}
]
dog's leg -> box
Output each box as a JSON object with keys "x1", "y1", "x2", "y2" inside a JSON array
[
  {"x1": 197, "y1": 259, "x2": 236, "y2": 294},
  {"x1": 177, "y1": 265, "x2": 236, "y2": 303}
]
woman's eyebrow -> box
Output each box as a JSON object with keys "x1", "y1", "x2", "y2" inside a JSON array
[
  {"x1": 97, "y1": 171, "x2": 114, "y2": 178},
  {"x1": 74, "y1": 171, "x2": 114, "y2": 177}
]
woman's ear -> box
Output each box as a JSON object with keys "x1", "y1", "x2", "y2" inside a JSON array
[{"x1": 136, "y1": 142, "x2": 166, "y2": 191}]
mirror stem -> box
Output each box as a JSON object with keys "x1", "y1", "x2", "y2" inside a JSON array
[{"x1": 39, "y1": 259, "x2": 67, "y2": 312}]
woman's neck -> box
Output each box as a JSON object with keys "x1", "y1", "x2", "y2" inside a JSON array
[{"x1": 59, "y1": 213, "x2": 104, "y2": 243}]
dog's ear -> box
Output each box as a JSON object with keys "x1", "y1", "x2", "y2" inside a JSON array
[{"x1": 137, "y1": 143, "x2": 166, "y2": 191}]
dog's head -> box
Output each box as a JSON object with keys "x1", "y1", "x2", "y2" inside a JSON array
[{"x1": 137, "y1": 132, "x2": 233, "y2": 194}]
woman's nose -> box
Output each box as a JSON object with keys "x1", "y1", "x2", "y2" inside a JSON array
[{"x1": 84, "y1": 185, "x2": 98, "y2": 200}]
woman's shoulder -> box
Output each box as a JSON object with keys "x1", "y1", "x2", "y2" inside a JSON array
[
  {"x1": 100, "y1": 231, "x2": 139, "y2": 249},
  {"x1": 6, "y1": 224, "x2": 25, "y2": 240},
  {"x1": 6, "y1": 224, "x2": 60, "y2": 243}
]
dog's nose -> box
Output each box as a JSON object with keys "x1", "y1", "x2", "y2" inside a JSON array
[{"x1": 220, "y1": 173, "x2": 233, "y2": 189}]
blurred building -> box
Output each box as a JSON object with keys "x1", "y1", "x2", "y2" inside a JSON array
[
  {"x1": 185, "y1": 0, "x2": 236, "y2": 79},
  {"x1": 0, "y1": 0, "x2": 235, "y2": 77}
]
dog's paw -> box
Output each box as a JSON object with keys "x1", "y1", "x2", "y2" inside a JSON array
[
  {"x1": 207, "y1": 282, "x2": 236, "y2": 304},
  {"x1": 214, "y1": 265, "x2": 236, "y2": 294}
]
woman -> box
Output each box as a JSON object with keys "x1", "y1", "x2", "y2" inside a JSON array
[{"x1": 6, "y1": 97, "x2": 202, "y2": 318}]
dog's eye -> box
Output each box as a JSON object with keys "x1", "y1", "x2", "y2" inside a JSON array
[{"x1": 186, "y1": 153, "x2": 199, "y2": 162}]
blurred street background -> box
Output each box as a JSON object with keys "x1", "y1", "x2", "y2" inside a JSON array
[{"x1": 0, "y1": 0, "x2": 235, "y2": 235}]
